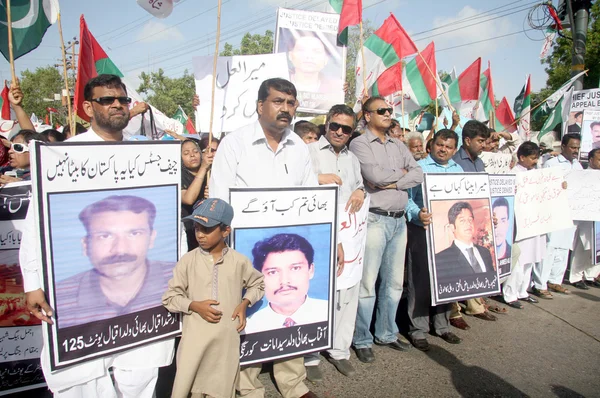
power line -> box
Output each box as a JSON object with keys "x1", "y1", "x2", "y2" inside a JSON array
[{"x1": 436, "y1": 28, "x2": 535, "y2": 52}]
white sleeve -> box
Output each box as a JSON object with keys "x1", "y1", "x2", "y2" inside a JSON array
[
  {"x1": 301, "y1": 148, "x2": 318, "y2": 186},
  {"x1": 19, "y1": 205, "x2": 42, "y2": 292},
  {"x1": 209, "y1": 135, "x2": 239, "y2": 203}
]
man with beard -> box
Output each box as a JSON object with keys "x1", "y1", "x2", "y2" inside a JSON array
[
  {"x1": 55, "y1": 195, "x2": 174, "y2": 328},
  {"x1": 19, "y1": 75, "x2": 176, "y2": 397},
  {"x1": 210, "y1": 78, "x2": 319, "y2": 398}
]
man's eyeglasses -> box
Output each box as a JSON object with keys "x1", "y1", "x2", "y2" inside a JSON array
[
  {"x1": 328, "y1": 122, "x2": 353, "y2": 135},
  {"x1": 367, "y1": 107, "x2": 393, "y2": 116},
  {"x1": 11, "y1": 143, "x2": 29, "y2": 153},
  {"x1": 90, "y1": 96, "x2": 132, "y2": 106}
]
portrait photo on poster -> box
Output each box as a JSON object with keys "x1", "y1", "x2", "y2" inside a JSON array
[
  {"x1": 582, "y1": 110, "x2": 600, "y2": 155},
  {"x1": 234, "y1": 223, "x2": 333, "y2": 335},
  {"x1": 429, "y1": 198, "x2": 500, "y2": 302},
  {"x1": 492, "y1": 196, "x2": 514, "y2": 278},
  {"x1": 47, "y1": 185, "x2": 178, "y2": 330},
  {"x1": 277, "y1": 27, "x2": 344, "y2": 113}
]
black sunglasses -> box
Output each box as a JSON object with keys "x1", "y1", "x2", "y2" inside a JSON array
[
  {"x1": 367, "y1": 107, "x2": 393, "y2": 116},
  {"x1": 90, "y1": 96, "x2": 132, "y2": 106},
  {"x1": 328, "y1": 122, "x2": 353, "y2": 135}
]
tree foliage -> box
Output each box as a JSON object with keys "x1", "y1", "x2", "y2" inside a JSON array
[
  {"x1": 19, "y1": 66, "x2": 65, "y2": 125},
  {"x1": 344, "y1": 21, "x2": 374, "y2": 105},
  {"x1": 220, "y1": 30, "x2": 274, "y2": 56},
  {"x1": 137, "y1": 68, "x2": 196, "y2": 118}
]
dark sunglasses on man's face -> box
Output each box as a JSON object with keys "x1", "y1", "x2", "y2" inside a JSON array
[
  {"x1": 328, "y1": 122, "x2": 353, "y2": 135},
  {"x1": 368, "y1": 107, "x2": 393, "y2": 116},
  {"x1": 90, "y1": 96, "x2": 132, "y2": 106}
]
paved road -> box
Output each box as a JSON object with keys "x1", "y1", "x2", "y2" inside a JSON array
[{"x1": 18, "y1": 285, "x2": 600, "y2": 397}]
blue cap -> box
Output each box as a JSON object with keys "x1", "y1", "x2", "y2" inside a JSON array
[{"x1": 183, "y1": 198, "x2": 233, "y2": 227}]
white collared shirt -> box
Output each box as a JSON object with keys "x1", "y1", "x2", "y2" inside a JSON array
[
  {"x1": 543, "y1": 154, "x2": 584, "y2": 171},
  {"x1": 209, "y1": 120, "x2": 318, "y2": 201},
  {"x1": 244, "y1": 296, "x2": 328, "y2": 334},
  {"x1": 453, "y1": 239, "x2": 487, "y2": 273}
]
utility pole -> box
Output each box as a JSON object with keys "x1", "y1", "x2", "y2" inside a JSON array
[{"x1": 567, "y1": 0, "x2": 593, "y2": 91}]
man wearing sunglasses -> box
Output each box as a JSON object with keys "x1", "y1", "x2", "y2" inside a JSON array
[
  {"x1": 19, "y1": 74, "x2": 175, "y2": 398},
  {"x1": 304, "y1": 104, "x2": 364, "y2": 380},
  {"x1": 348, "y1": 96, "x2": 423, "y2": 363}
]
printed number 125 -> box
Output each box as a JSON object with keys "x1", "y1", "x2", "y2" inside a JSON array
[{"x1": 62, "y1": 337, "x2": 84, "y2": 352}]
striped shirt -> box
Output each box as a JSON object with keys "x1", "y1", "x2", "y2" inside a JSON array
[{"x1": 56, "y1": 260, "x2": 175, "y2": 329}]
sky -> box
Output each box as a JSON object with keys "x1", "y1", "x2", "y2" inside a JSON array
[{"x1": 0, "y1": 0, "x2": 555, "y2": 107}]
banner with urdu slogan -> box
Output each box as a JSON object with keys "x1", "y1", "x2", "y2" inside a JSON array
[
  {"x1": 30, "y1": 141, "x2": 182, "y2": 371},
  {"x1": 0, "y1": 182, "x2": 45, "y2": 396}
]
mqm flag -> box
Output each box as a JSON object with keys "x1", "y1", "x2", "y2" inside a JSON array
[
  {"x1": 477, "y1": 62, "x2": 496, "y2": 122},
  {"x1": 1, "y1": 82, "x2": 10, "y2": 120},
  {"x1": 0, "y1": 0, "x2": 59, "y2": 61},
  {"x1": 446, "y1": 58, "x2": 481, "y2": 119},
  {"x1": 74, "y1": 15, "x2": 124, "y2": 122},
  {"x1": 532, "y1": 70, "x2": 587, "y2": 123},
  {"x1": 172, "y1": 106, "x2": 197, "y2": 135},
  {"x1": 514, "y1": 75, "x2": 531, "y2": 139},
  {"x1": 329, "y1": 0, "x2": 362, "y2": 46},
  {"x1": 355, "y1": 14, "x2": 417, "y2": 106},
  {"x1": 399, "y1": 42, "x2": 438, "y2": 111},
  {"x1": 494, "y1": 97, "x2": 517, "y2": 133}
]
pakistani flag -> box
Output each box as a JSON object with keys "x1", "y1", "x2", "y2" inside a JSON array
[
  {"x1": 0, "y1": 0, "x2": 59, "y2": 61},
  {"x1": 538, "y1": 87, "x2": 573, "y2": 140},
  {"x1": 514, "y1": 75, "x2": 531, "y2": 140},
  {"x1": 532, "y1": 70, "x2": 587, "y2": 123}
]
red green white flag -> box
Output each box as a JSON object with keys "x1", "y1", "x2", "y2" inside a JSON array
[
  {"x1": 445, "y1": 57, "x2": 481, "y2": 118},
  {"x1": 172, "y1": 106, "x2": 197, "y2": 135},
  {"x1": 355, "y1": 14, "x2": 417, "y2": 106},
  {"x1": 1, "y1": 82, "x2": 10, "y2": 120},
  {"x1": 74, "y1": 15, "x2": 124, "y2": 122},
  {"x1": 475, "y1": 62, "x2": 495, "y2": 122},
  {"x1": 494, "y1": 97, "x2": 517, "y2": 133},
  {"x1": 329, "y1": 0, "x2": 362, "y2": 46}
]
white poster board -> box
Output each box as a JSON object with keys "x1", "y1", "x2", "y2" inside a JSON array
[
  {"x1": 566, "y1": 89, "x2": 600, "y2": 161},
  {"x1": 565, "y1": 169, "x2": 600, "y2": 221},
  {"x1": 480, "y1": 152, "x2": 512, "y2": 174}
]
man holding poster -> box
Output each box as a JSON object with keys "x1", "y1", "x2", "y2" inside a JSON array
[
  {"x1": 210, "y1": 78, "x2": 319, "y2": 398},
  {"x1": 19, "y1": 75, "x2": 176, "y2": 397}
]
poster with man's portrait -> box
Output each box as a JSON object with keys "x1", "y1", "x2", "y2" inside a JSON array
[
  {"x1": 230, "y1": 186, "x2": 337, "y2": 366},
  {"x1": 581, "y1": 110, "x2": 600, "y2": 161},
  {"x1": 0, "y1": 182, "x2": 45, "y2": 396},
  {"x1": 424, "y1": 173, "x2": 500, "y2": 305},
  {"x1": 275, "y1": 8, "x2": 346, "y2": 114},
  {"x1": 489, "y1": 175, "x2": 516, "y2": 278},
  {"x1": 31, "y1": 141, "x2": 182, "y2": 371},
  {"x1": 566, "y1": 89, "x2": 600, "y2": 162}
]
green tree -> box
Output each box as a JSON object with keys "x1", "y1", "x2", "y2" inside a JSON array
[
  {"x1": 220, "y1": 30, "x2": 274, "y2": 56},
  {"x1": 137, "y1": 68, "x2": 196, "y2": 118},
  {"x1": 19, "y1": 66, "x2": 65, "y2": 124}
]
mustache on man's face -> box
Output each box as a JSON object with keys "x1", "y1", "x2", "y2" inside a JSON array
[
  {"x1": 274, "y1": 285, "x2": 297, "y2": 295},
  {"x1": 98, "y1": 253, "x2": 138, "y2": 266},
  {"x1": 277, "y1": 112, "x2": 292, "y2": 121}
]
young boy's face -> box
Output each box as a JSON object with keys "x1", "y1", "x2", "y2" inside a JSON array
[{"x1": 194, "y1": 223, "x2": 230, "y2": 251}]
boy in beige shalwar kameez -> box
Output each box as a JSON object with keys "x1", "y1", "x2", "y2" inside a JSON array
[{"x1": 163, "y1": 198, "x2": 264, "y2": 398}]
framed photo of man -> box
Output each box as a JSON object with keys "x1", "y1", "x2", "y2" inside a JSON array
[
  {"x1": 423, "y1": 173, "x2": 501, "y2": 305},
  {"x1": 489, "y1": 175, "x2": 516, "y2": 278},
  {"x1": 31, "y1": 141, "x2": 182, "y2": 371},
  {"x1": 274, "y1": 8, "x2": 346, "y2": 114},
  {"x1": 229, "y1": 186, "x2": 337, "y2": 365}
]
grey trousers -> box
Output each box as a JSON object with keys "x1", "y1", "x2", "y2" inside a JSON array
[{"x1": 406, "y1": 222, "x2": 451, "y2": 340}]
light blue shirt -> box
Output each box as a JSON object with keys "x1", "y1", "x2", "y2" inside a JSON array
[{"x1": 406, "y1": 155, "x2": 464, "y2": 226}]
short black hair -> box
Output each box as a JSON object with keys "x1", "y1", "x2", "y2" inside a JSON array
[
  {"x1": 492, "y1": 196, "x2": 509, "y2": 212},
  {"x1": 462, "y1": 120, "x2": 490, "y2": 141},
  {"x1": 294, "y1": 120, "x2": 319, "y2": 138},
  {"x1": 251, "y1": 233, "x2": 314, "y2": 272},
  {"x1": 517, "y1": 141, "x2": 540, "y2": 158},
  {"x1": 590, "y1": 121, "x2": 600, "y2": 130},
  {"x1": 562, "y1": 133, "x2": 581, "y2": 146},
  {"x1": 84, "y1": 74, "x2": 127, "y2": 102},
  {"x1": 326, "y1": 104, "x2": 356, "y2": 128},
  {"x1": 589, "y1": 148, "x2": 600, "y2": 160},
  {"x1": 41, "y1": 129, "x2": 65, "y2": 142},
  {"x1": 62, "y1": 122, "x2": 87, "y2": 136},
  {"x1": 362, "y1": 96, "x2": 386, "y2": 115},
  {"x1": 257, "y1": 78, "x2": 297, "y2": 102},
  {"x1": 79, "y1": 195, "x2": 156, "y2": 234},
  {"x1": 12, "y1": 129, "x2": 49, "y2": 144},
  {"x1": 433, "y1": 129, "x2": 459, "y2": 148},
  {"x1": 574, "y1": 111, "x2": 583, "y2": 118},
  {"x1": 199, "y1": 134, "x2": 220, "y2": 152},
  {"x1": 448, "y1": 201, "x2": 473, "y2": 226}
]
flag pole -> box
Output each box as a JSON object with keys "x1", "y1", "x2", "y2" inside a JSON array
[
  {"x1": 6, "y1": 0, "x2": 16, "y2": 85},
  {"x1": 417, "y1": 51, "x2": 456, "y2": 116},
  {"x1": 434, "y1": 96, "x2": 438, "y2": 130},
  {"x1": 400, "y1": 89, "x2": 405, "y2": 135},
  {"x1": 359, "y1": 21, "x2": 367, "y2": 96},
  {"x1": 208, "y1": 0, "x2": 223, "y2": 148},
  {"x1": 57, "y1": 13, "x2": 74, "y2": 135}
]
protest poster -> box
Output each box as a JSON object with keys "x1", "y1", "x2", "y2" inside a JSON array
[
  {"x1": 230, "y1": 186, "x2": 337, "y2": 365},
  {"x1": 193, "y1": 53, "x2": 289, "y2": 136},
  {"x1": 566, "y1": 89, "x2": 600, "y2": 161},
  {"x1": 30, "y1": 141, "x2": 182, "y2": 371},
  {"x1": 274, "y1": 8, "x2": 346, "y2": 114},
  {"x1": 489, "y1": 175, "x2": 516, "y2": 278},
  {"x1": 423, "y1": 173, "x2": 500, "y2": 305},
  {"x1": 480, "y1": 152, "x2": 512, "y2": 174},
  {"x1": 514, "y1": 168, "x2": 573, "y2": 241},
  {"x1": 595, "y1": 222, "x2": 600, "y2": 265},
  {"x1": 565, "y1": 170, "x2": 600, "y2": 221},
  {"x1": 0, "y1": 182, "x2": 45, "y2": 396},
  {"x1": 337, "y1": 196, "x2": 369, "y2": 291}
]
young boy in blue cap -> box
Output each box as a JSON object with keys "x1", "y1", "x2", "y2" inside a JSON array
[{"x1": 163, "y1": 198, "x2": 264, "y2": 398}]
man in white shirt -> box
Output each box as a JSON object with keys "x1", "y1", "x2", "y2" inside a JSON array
[
  {"x1": 536, "y1": 133, "x2": 583, "y2": 298},
  {"x1": 304, "y1": 104, "x2": 365, "y2": 380},
  {"x1": 210, "y1": 78, "x2": 318, "y2": 398},
  {"x1": 20, "y1": 74, "x2": 175, "y2": 397}
]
